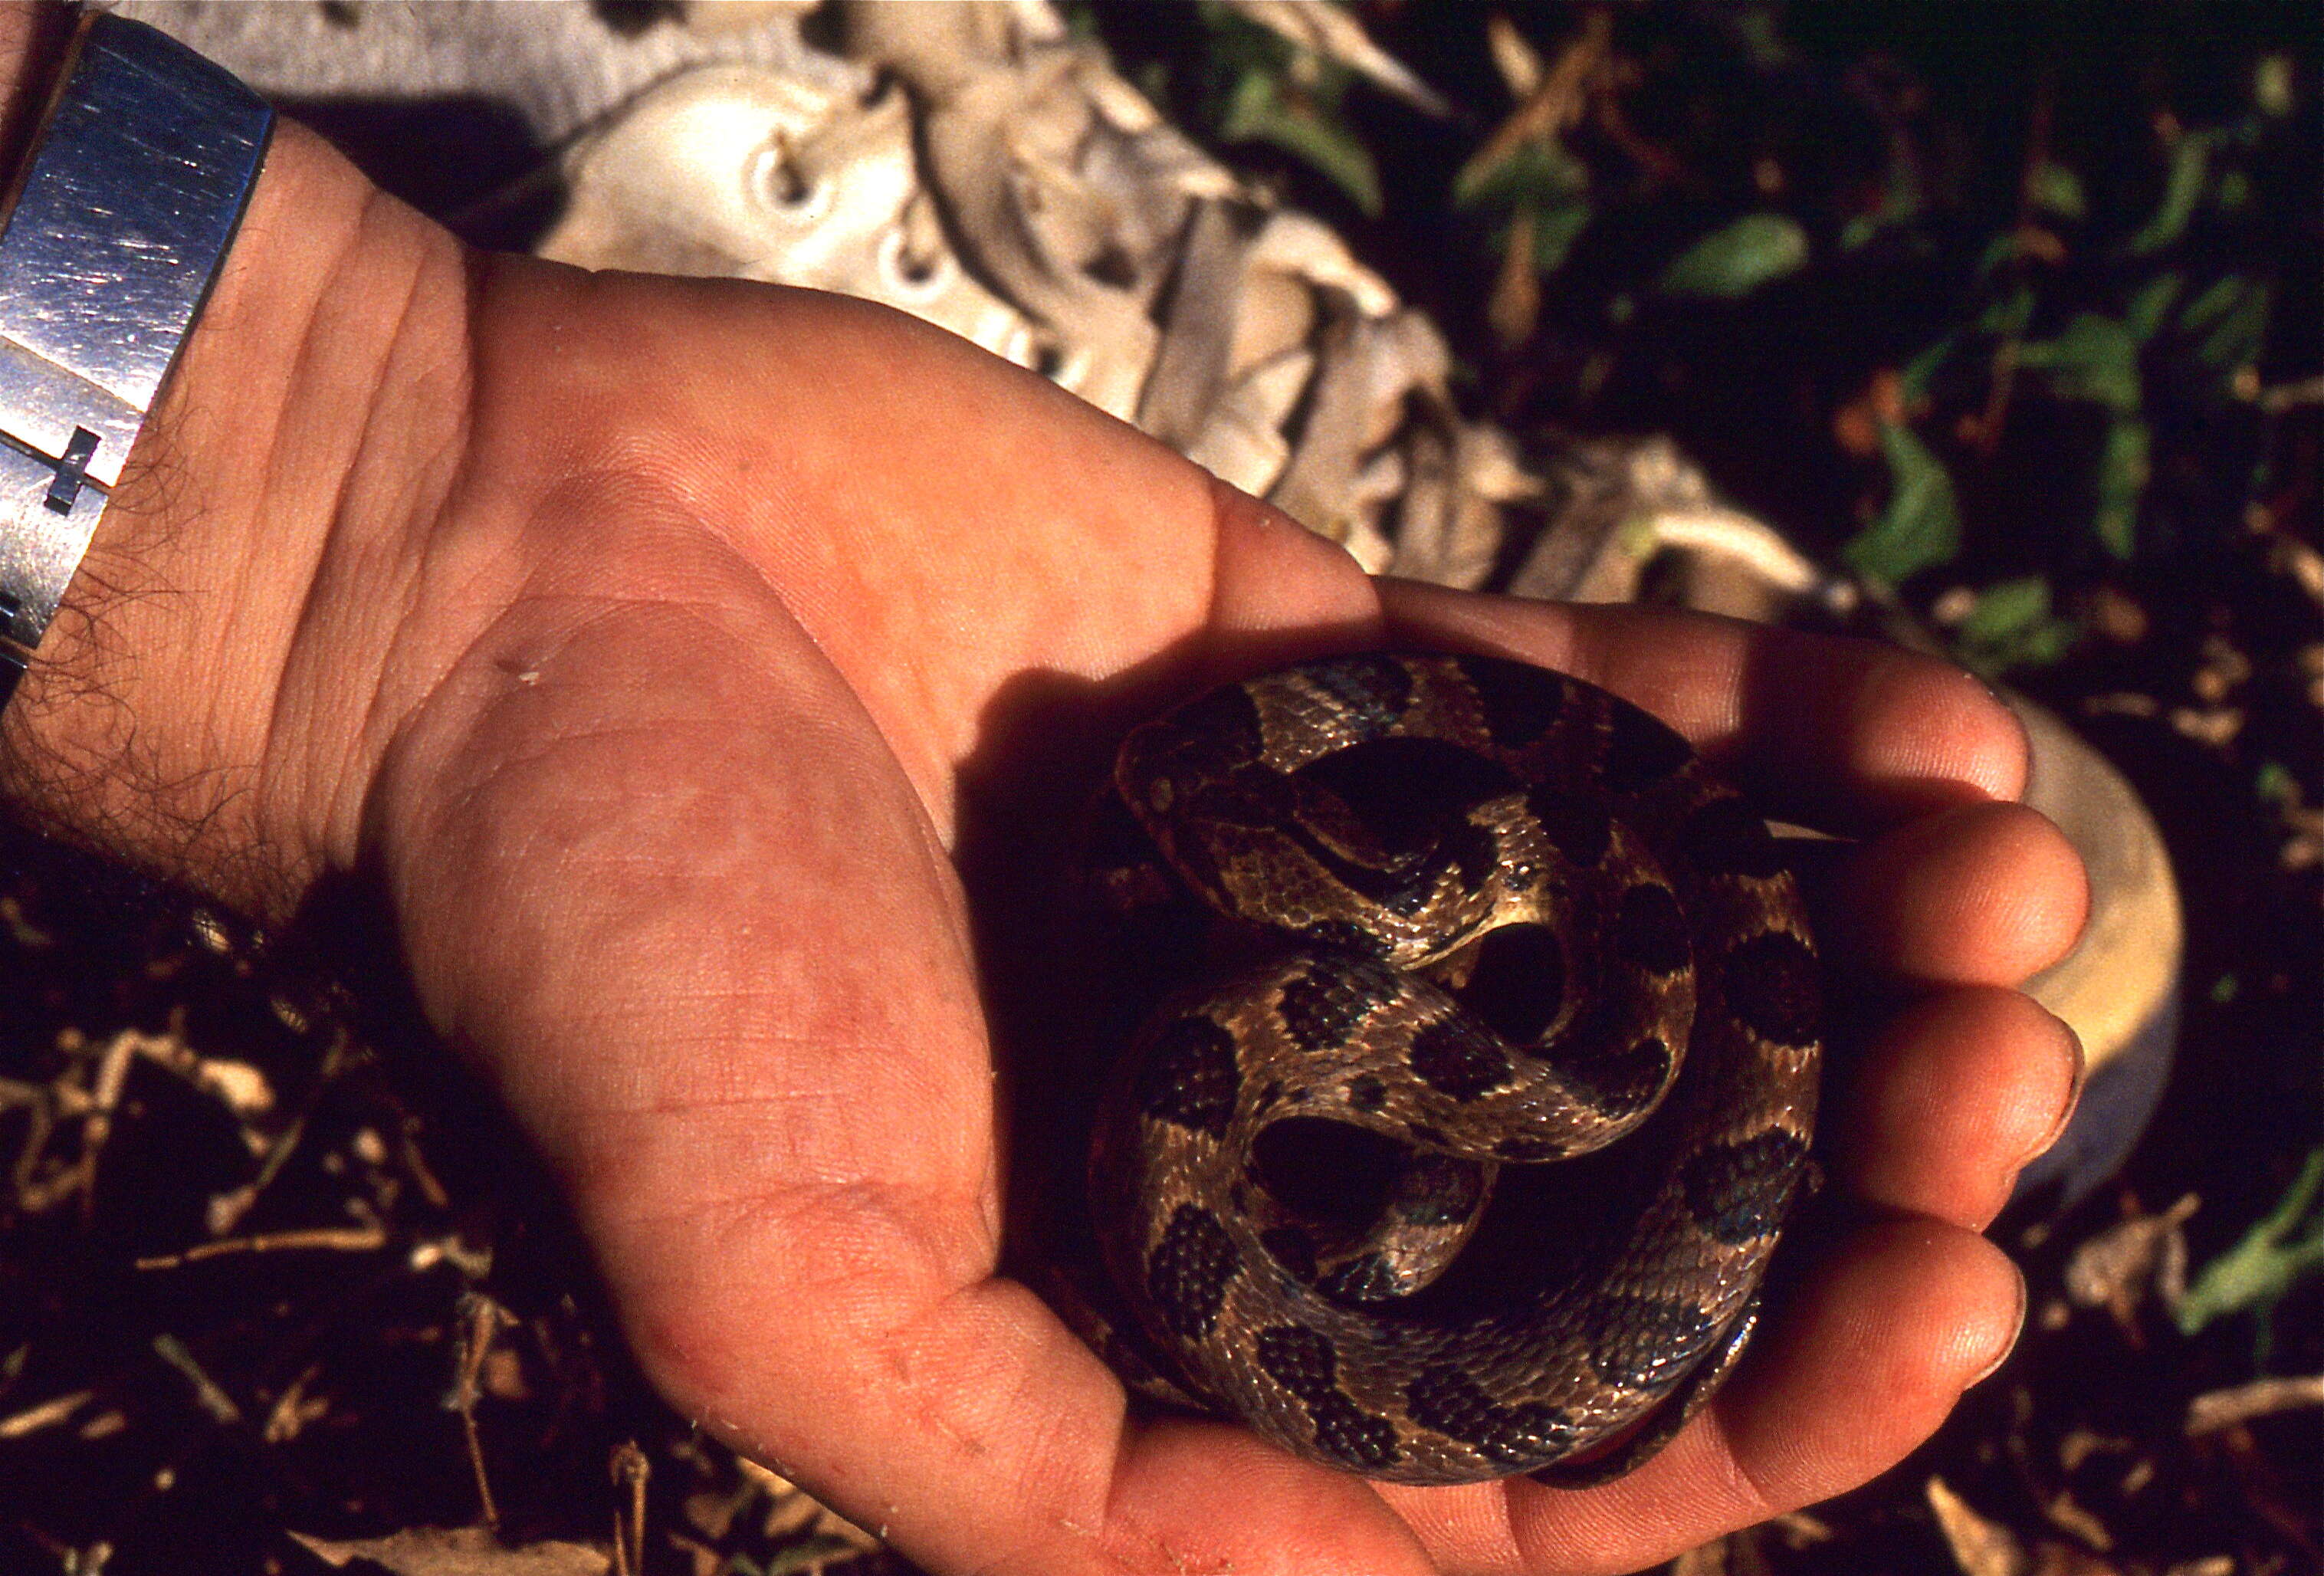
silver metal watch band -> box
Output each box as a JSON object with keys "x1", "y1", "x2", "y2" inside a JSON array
[{"x1": 0, "y1": 11, "x2": 272, "y2": 708}]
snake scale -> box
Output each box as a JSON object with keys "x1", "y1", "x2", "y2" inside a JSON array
[{"x1": 1068, "y1": 652, "x2": 1820, "y2": 1486}]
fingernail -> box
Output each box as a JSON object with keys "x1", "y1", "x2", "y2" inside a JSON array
[
  {"x1": 2022, "y1": 1017, "x2": 2089, "y2": 1169},
  {"x1": 1968, "y1": 1261, "x2": 2028, "y2": 1388}
]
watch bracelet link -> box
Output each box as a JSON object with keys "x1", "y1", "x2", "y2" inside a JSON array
[{"x1": 0, "y1": 9, "x2": 271, "y2": 709}]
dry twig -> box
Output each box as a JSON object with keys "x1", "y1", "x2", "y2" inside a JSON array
[
  {"x1": 455, "y1": 1292, "x2": 518, "y2": 1530},
  {"x1": 133, "y1": 1223, "x2": 389, "y2": 1270},
  {"x1": 2185, "y1": 1374, "x2": 2324, "y2": 1435}
]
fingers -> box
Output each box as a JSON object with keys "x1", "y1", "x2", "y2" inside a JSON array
[
  {"x1": 1199, "y1": 473, "x2": 1384, "y2": 680},
  {"x1": 1376, "y1": 583, "x2": 2028, "y2": 830},
  {"x1": 1810, "y1": 802, "x2": 2086, "y2": 1226},
  {"x1": 1812, "y1": 799, "x2": 2086, "y2": 1228},
  {"x1": 1830, "y1": 802, "x2": 2089, "y2": 983},
  {"x1": 1383, "y1": 1220, "x2": 2024, "y2": 1574},
  {"x1": 1695, "y1": 1219, "x2": 2025, "y2": 1522},
  {"x1": 1349, "y1": 586, "x2": 2070, "y2": 1571},
  {"x1": 1831, "y1": 987, "x2": 2086, "y2": 1226}
]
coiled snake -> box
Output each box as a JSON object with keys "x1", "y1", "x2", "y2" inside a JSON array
[{"x1": 1068, "y1": 652, "x2": 1820, "y2": 1486}]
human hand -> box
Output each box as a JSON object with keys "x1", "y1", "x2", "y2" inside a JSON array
[{"x1": 0, "y1": 93, "x2": 2086, "y2": 1576}]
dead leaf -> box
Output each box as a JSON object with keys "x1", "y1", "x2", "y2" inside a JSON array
[
  {"x1": 760, "y1": 1536, "x2": 878, "y2": 1576},
  {"x1": 1225, "y1": 0, "x2": 1451, "y2": 116},
  {"x1": 289, "y1": 1527, "x2": 609, "y2": 1576},
  {"x1": 2042, "y1": 1487, "x2": 2116, "y2": 1550},
  {"x1": 1770, "y1": 1509, "x2": 1835, "y2": 1545},
  {"x1": 1928, "y1": 1476, "x2": 2030, "y2": 1576},
  {"x1": 2030, "y1": 1540, "x2": 2123, "y2": 1576},
  {"x1": 2056, "y1": 1428, "x2": 2130, "y2": 1472},
  {"x1": 2167, "y1": 705, "x2": 2244, "y2": 746},
  {"x1": 2063, "y1": 1194, "x2": 2198, "y2": 1331},
  {"x1": 1486, "y1": 14, "x2": 1542, "y2": 98},
  {"x1": 2086, "y1": 586, "x2": 2148, "y2": 644}
]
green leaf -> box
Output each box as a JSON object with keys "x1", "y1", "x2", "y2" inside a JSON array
[
  {"x1": 1959, "y1": 577, "x2": 2053, "y2": 645},
  {"x1": 2129, "y1": 128, "x2": 2220, "y2": 255},
  {"x1": 2178, "y1": 1149, "x2": 2324, "y2": 1338},
  {"x1": 1219, "y1": 64, "x2": 1382, "y2": 215},
  {"x1": 2181, "y1": 274, "x2": 2244, "y2": 330},
  {"x1": 2179, "y1": 275, "x2": 2272, "y2": 374},
  {"x1": 1658, "y1": 214, "x2": 1809, "y2": 299},
  {"x1": 2018, "y1": 312, "x2": 2142, "y2": 412},
  {"x1": 2028, "y1": 159, "x2": 2086, "y2": 220},
  {"x1": 2094, "y1": 417, "x2": 2151, "y2": 559},
  {"x1": 2256, "y1": 54, "x2": 2295, "y2": 118},
  {"x1": 1899, "y1": 334, "x2": 1956, "y2": 404},
  {"x1": 1975, "y1": 281, "x2": 2036, "y2": 340},
  {"x1": 1840, "y1": 155, "x2": 1923, "y2": 253},
  {"x1": 2125, "y1": 273, "x2": 2183, "y2": 343},
  {"x1": 1456, "y1": 138, "x2": 1588, "y2": 213},
  {"x1": 1837, "y1": 213, "x2": 1883, "y2": 253},
  {"x1": 1953, "y1": 576, "x2": 2081, "y2": 675},
  {"x1": 1729, "y1": 7, "x2": 1793, "y2": 69},
  {"x1": 1844, "y1": 422, "x2": 1961, "y2": 584},
  {"x1": 1528, "y1": 196, "x2": 1592, "y2": 277},
  {"x1": 1974, "y1": 231, "x2": 2019, "y2": 282}
]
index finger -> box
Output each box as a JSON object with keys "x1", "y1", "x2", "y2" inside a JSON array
[{"x1": 1378, "y1": 581, "x2": 2027, "y2": 833}]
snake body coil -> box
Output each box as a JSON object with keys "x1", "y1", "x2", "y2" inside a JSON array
[{"x1": 1075, "y1": 652, "x2": 1820, "y2": 1485}]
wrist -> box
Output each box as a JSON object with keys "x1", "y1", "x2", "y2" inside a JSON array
[{"x1": 0, "y1": 10, "x2": 471, "y2": 918}]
